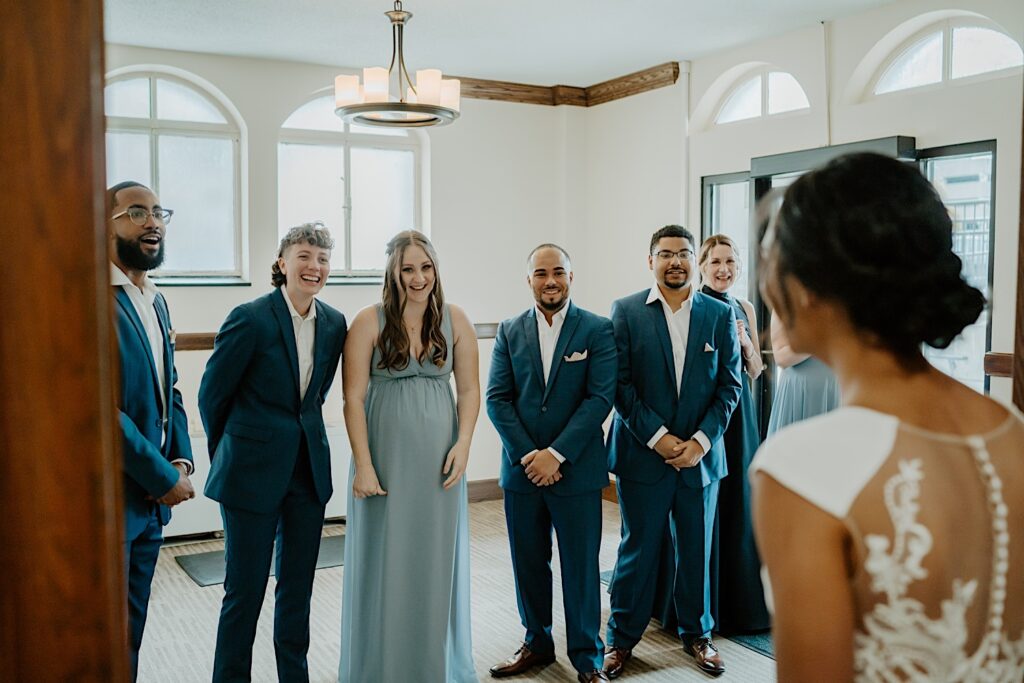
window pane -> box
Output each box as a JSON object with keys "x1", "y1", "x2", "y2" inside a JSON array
[
  {"x1": 105, "y1": 131, "x2": 152, "y2": 187},
  {"x1": 921, "y1": 152, "x2": 993, "y2": 393},
  {"x1": 767, "y1": 72, "x2": 810, "y2": 115},
  {"x1": 349, "y1": 122, "x2": 409, "y2": 137},
  {"x1": 156, "y1": 79, "x2": 227, "y2": 124},
  {"x1": 716, "y1": 76, "x2": 761, "y2": 124},
  {"x1": 708, "y1": 181, "x2": 752, "y2": 301},
  {"x1": 282, "y1": 96, "x2": 344, "y2": 132},
  {"x1": 875, "y1": 31, "x2": 943, "y2": 94},
  {"x1": 350, "y1": 147, "x2": 415, "y2": 271},
  {"x1": 156, "y1": 135, "x2": 237, "y2": 272},
  {"x1": 277, "y1": 143, "x2": 347, "y2": 265},
  {"x1": 105, "y1": 78, "x2": 151, "y2": 119},
  {"x1": 951, "y1": 27, "x2": 1024, "y2": 79}
]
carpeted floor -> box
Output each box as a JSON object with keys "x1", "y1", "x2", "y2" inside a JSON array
[{"x1": 139, "y1": 500, "x2": 776, "y2": 682}]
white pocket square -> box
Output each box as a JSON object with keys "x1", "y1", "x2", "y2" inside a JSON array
[
  {"x1": 564, "y1": 350, "x2": 588, "y2": 362},
  {"x1": 704, "y1": 342, "x2": 715, "y2": 352}
]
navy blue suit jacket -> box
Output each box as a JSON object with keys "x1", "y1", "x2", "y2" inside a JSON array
[
  {"x1": 486, "y1": 303, "x2": 617, "y2": 496},
  {"x1": 608, "y1": 289, "x2": 742, "y2": 488},
  {"x1": 114, "y1": 287, "x2": 194, "y2": 531},
  {"x1": 199, "y1": 288, "x2": 346, "y2": 514}
]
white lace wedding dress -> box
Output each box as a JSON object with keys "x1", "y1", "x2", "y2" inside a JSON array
[{"x1": 752, "y1": 406, "x2": 1024, "y2": 682}]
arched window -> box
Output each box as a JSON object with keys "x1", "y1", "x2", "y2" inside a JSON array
[
  {"x1": 278, "y1": 94, "x2": 424, "y2": 279},
  {"x1": 715, "y1": 69, "x2": 810, "y2": 125},
  {"x1": 105, "y1": 72, "x2": 243, "y2": 278},
  {"x1": 873, "y1": 20, "x2": 1023, "y2": 95}
]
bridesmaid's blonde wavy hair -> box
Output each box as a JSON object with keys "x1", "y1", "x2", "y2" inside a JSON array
[{"x1": 377, "y1": 230, "x2": 448, "y2": 371}]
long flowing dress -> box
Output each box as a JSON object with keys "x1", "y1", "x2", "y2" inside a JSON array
[
  {"x1": 702, "y1": 286, "x2": 770, "y2": 634},
  {"x1": 766, "y1": 355, "x2": 840, "y2": 436},
  {"x1": 339, "y1": 305, "x2": 476, "y2": 682}
]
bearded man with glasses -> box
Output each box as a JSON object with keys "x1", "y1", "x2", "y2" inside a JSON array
[
  {"x1": 603, "y1": 225, "x2": 742, "y2": 678},
  {"x1": 108, "y1": 180, "x2": 195, "y2": 681}
]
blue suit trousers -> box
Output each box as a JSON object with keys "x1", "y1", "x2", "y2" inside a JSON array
[
  {"x1": 212, "y1": 443, "x2": 326, "y2": 683},
  {"x1": 607, "y1": 476, "x2": 719, "y2": 646},
  {"x1": 504, "y1": 489, "x2": 604, "y2": 674}
]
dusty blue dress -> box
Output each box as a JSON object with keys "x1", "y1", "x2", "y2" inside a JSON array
[
  {"x1": 702, "y1": 287, "x2": 770, "y2": 634},
  {"x1": 340, "y1": 305, "x2": 475, "y2": 682},
  {"x1": 766, "y1": 355, "x2": 841, "y2": 435}
]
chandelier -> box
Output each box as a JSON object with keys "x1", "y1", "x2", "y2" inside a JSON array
[{"x1": 334, "y1": 1, "x2": 460, "y2": 128}]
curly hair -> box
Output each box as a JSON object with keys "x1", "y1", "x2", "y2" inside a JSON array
[
  {"x1": 271, "y1": 222, "x2": 335, "y2": 288},
  {"x1": 760, "y1": 152, "x2": 985, "y2": 365},
  {"x1": 377, "y1": 230, "x2": 448, "y2": 371}
]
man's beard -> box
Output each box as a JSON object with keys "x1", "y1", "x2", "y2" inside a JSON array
[
  {"x1": 538, "y1": 292, "x2": 567, "y2": 312},
  {"x1": 116, "y1": 234, "x2": 164, "y2": 271}
]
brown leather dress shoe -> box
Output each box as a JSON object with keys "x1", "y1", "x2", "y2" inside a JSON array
[
  {"x1": 602, "y1": 647, "x2": 632, "y2": 679},
  {"x1": 578, "y1": 670, "x2": 611, "y2": 682},
  {"x1": 489, "y1": 644, "x2": 556, "y2": 678},
  {"x1": 684, "y1": 636, "x2": 725, "y2": 676}
]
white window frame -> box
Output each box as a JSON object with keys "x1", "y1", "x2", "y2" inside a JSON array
[
  {"x1": 105, "y1": 70, "x2": 245, "y2": 281},
  {"x1": 714, "y1": 68, "x2": 810, "y2": 126},
  {"x1": 870, "y1": 19, "x2": 1024, "y2": 98},
  {"x1": 278, "y1": 94, "x2": 425, "y2": 282}
]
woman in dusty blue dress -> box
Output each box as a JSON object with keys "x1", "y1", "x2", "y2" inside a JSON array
[
  {"x1": 698, "y1": 235, "x2": 771, "y2": 634},
  {"x1": 766, "y1": 313, "x2": 841, "y2": 435},
  {"x1": 340, "y1": 230, "x2": 480, "y2": 682}
]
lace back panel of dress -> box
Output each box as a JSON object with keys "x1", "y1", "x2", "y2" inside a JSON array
[{"x1": 850, "y1": 424, "x2": 1024, "y2": 682}]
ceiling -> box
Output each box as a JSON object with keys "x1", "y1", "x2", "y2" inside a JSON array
[{"x1": 105, "y1": 0, "x2": 897, "y2": 85}]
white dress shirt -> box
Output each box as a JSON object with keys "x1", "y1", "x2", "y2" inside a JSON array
[
  {"x1": 645, "y1": 286, "x2": 711, "y2": 455},
  {"x1": 521, "y1": 303, "x2": 569, "y2": 465},
  {"x1": 282, "y1": 289, "x2": 317, "y2": 401},
  {"x1": 111, "y1": 264, "x2": 192, "y2": 474}
]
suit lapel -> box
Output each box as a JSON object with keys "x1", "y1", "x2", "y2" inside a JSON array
[
  {"x1": 302, "y1": 299, "x2": 331, "y2": 408},
  {"x1": 271, "y1": 288, "x2": 302, "y2": 401},
  {"x1": 115, "y1": 287, "x2": 162, "y2": 401},
  {"x1": 542, "y1": 303, "x2": 580, "y2": 403},
  {"x1": 646, "y1": 294, "x2": 676, "y2": 379},
  {"x1": 680, "y1": 292, "x2": 710, "y2": 397},
  {"x1": 522, "y1": 309, "x2": 544, "y2": 390}
]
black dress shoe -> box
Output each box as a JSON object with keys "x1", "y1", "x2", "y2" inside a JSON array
[
  {"x1": 489, "y1": 644, "x2": 556, "y2": 678},
  {"x1": 578, "y1": 670, "x2": 611, "y2": 682},
  {"x1": 683, "y1": 636, "x2": 725, "y2": 676},
  {"x1": 602, "y1": 647, "x2": 632, "y2": 679}
]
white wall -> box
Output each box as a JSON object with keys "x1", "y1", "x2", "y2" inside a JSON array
[{"x1": 686, "y1": 0, "x2": 1023, "y2": 402}]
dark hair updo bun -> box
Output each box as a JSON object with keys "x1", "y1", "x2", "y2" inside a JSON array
[{"x1": 769, "y1": 152, "x2": 985, "y2": 361}]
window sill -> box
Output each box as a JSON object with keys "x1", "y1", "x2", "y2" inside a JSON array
[
  {"x1": 151, "y1": 276, "x2": 251, "y2": 287},
  {"x1": 327, "y1": 275, "x2": 384, "y2": 286}
]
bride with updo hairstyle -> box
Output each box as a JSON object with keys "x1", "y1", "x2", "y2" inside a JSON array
[{"x1": 750, "y1": 152, "x2": 1024, "y2": 682}]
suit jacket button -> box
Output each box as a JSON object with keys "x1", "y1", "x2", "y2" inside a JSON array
[
  {"x1": 155, "y1": 419, "x2": 163, "y2": 428},
  {"x1": 541, "y1": 406, "x2": 547, "y2": 412}
]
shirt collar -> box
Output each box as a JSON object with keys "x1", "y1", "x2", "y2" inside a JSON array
[
  {"x1": 282, "y1": 287, "x2": 317, "y2": 321},
  {"x1": 647, "y1": 285, "x2": 693, "y2": 311},
  {"x1": 110, "y1": 263, "x2": 157, "y2": 298},
  {"x1": 536, "y1": 300, "x2": 570, "y2": 327}
]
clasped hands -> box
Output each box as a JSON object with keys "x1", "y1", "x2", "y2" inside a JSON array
[
  {"x1": 154, "y1": 462, "x2": 195, "y2": 506},
  {"x1": 654, "y1": 434, "x2": 705, "y2": 470},
  {"x1": 521, "y1": 449, "x2": 562, "y2": 487}
]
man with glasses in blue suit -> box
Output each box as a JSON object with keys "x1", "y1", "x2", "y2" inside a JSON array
[
  {"x1": 487, "y1": 244, "x2": 617, "y2": 683},
  {"x1": 108, "y1": 181, "x2": 195, "y2": 681},
  {"x1": 603, "y1": 225, "x2": 742, "y2": 678}
]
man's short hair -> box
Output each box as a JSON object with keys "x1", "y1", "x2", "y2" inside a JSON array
[
  {"x1": 271, "y1": 222, "x2": 335, "y2": 287},
  {"x1": 649, "y1": 225, "x2": 695, "y2": 254},
  {"x1": 526, "y1": 243, "x2": 572, "y2": 271},
  {"x1": 107, "y1": 181, "x2": 150, "y2": 210}
]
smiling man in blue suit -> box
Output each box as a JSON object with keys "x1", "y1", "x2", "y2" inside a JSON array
[
  {"x1": 487, "y1": 244, "x2": 617, "y2": 683},
  {"x1": 108, "y1": 181, "x2": 196, "y2": 681},
  {"x1": 603, "y1": 225, "x2": 742, "y2": 678},
  {"x1": 199, "y1": 224, "x2": 346, "y2": 683}
]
